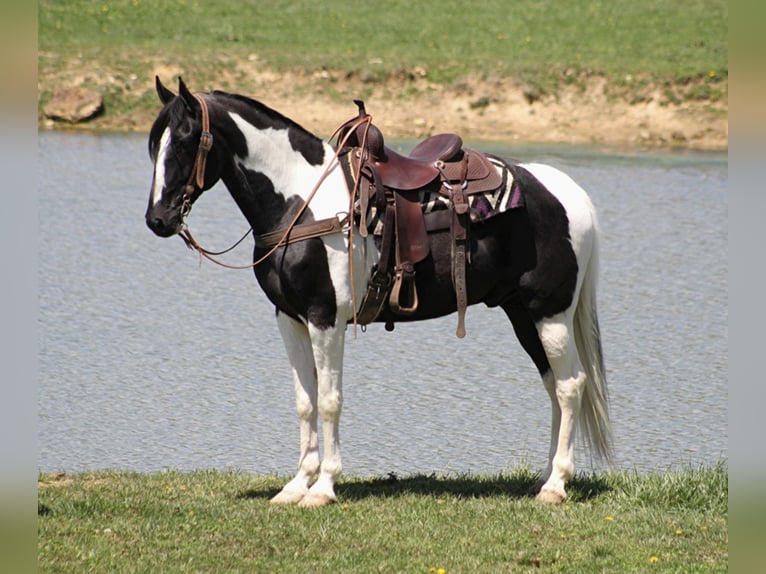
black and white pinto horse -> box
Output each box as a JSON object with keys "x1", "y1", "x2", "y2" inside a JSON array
[{"x1": 146, "y1": 77, "x2": 612, "y2": 507}]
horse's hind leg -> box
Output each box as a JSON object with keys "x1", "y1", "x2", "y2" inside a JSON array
[
  {"x1": 503, "y1": 302, "x2": 584, "y2": 503},
  {"x1": 534, "y1": 313, "x2": 585, "y2": 503},
  {"x1": 270, "y1": 312, "x2": 321, "y2": 505},
  {"x1": 501, "y1": 304, "x2": 560, "y2": 495}
]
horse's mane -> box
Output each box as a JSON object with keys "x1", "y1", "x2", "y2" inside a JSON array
[
  {"x1": 148, "y1": 88, "x2": 322, "y2": 158},
  {"x1": 209, "y1": 90, "x2": 317, "y2": 138}
]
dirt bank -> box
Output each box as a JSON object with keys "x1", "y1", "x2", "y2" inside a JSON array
[{"x1": 40, "y1": 63, "x2": 728, "y2": 151}]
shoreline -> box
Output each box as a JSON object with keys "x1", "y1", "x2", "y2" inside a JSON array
[{"x1": 39, "y1": 69, "x2": 728, "y2": 152}]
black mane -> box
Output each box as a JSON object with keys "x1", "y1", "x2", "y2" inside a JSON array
[
  {"x1": 148, "y1": 89, "x2": 319, "y2": 156},
  {"x1": 211, "y1": 91, "x2": 310, "y2": 133}
]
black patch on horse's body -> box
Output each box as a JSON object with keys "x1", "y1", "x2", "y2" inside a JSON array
[
  {"x1": 288, "y1": 128, "x2": 325, "y2": 166},
  {"x1": 509, "y1": 165, "x2": 578, "y2": 322},
  {"x1": 370, "y1": 162, "x2": 576, "y2": 376},
  {"x1": 253, "y1": 238, "x2": 338, "y2": 329},
  {"x1": 226, "y1": 166, "x2": 292, "y2": 233},
  {"x1": 374, "y1": 163, "x2": 576, "y2": 326},
  {"x1": 225, "y1": 166, "x2": 337, "y2": 329}
]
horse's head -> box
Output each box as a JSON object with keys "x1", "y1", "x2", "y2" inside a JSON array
[{"x1": 145, "y1": 77, "x2": 220, "y2": 237}]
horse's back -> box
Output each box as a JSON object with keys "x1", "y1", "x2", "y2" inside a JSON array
[{"x1": 518, "y1": 163, "x2": 598, "y2": 239}]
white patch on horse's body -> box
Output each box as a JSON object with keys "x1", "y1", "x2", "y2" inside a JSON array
[
  {"x1": 150, "y1": 127, "x2": 172, "y2": 206},
  {"x1": 322, "y1": 230, "x2": 381, "y2": 324},
  {"x1": 229, "y1": 113, "x2": 348, "y2": 221},
  {"x1": 521, "y1": 162, "x2": 597, "y2": 263},
  {"x1": 230, "y1": 110, "x2": 378, "y2": 325}
]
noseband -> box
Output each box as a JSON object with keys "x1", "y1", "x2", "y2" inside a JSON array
[{"x1": 181, "y1": 93, "x2": 213, "y2": 218}]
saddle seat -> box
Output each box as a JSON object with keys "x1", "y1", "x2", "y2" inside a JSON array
[
  {"x1": 348, "y1": 119, "x2": 500, "y2": 195},
  {"x1": 366, "y1": 130, "x2": 464, "y2": 191}
]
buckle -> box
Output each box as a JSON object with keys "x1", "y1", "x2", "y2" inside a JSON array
[{"x1": 199, "y1": 130, "x2": 213, "y2": 151}]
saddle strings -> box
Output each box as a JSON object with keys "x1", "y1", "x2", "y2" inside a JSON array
[{"x1": 328, "y1": 114, "x2": 373, "y2": 335}]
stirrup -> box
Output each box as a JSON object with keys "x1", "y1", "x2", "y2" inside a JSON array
[{"x1": 389, "y1": 264, "x2": 418, "y2": 315}]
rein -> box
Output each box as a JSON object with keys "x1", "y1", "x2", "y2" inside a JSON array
[{"x1": 177, "y1": 94, "x2": 372, "y2": 272}]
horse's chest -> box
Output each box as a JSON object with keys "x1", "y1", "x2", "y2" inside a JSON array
[{"x1": 254, "y1": 238, "x2": 340, "y2": 328}]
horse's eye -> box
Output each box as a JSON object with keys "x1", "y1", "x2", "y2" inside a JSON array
[{"x1": 177, "y1": 118, "x2": 196, "y2": 140}]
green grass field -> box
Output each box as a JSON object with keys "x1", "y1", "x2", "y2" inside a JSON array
[
  {"x1": 39, "y1": 0, "x2": 727, "y2": 123},
  {"x1": 39, "y1": 465, "x2": 727, "y2": 572},
  {"x1": 39, "y1": 0, "x2": 727, "y2": 80}
]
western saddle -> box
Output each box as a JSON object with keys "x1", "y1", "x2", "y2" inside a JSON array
[{"x1": 336, "y1": 101, "x2": 503, "y2": 338}]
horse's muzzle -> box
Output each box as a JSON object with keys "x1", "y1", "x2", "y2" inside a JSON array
[{"x1": 145, "y1": 207, "x2": 182, "y2": 238}]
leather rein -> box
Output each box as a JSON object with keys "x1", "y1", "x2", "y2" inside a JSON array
[{"x1": 176, "y1": 93, "x2": 371, "y2": 270}]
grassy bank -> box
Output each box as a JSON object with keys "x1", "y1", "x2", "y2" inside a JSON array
[
  {"x1": 39, "y1": 0, "x2": 727, "y2": 145},
  {"x1": 38, "y1": 465, "x2": 727, "y2": 572}
]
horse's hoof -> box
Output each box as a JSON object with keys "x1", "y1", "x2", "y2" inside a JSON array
[
  {"x1": 535, "y1": 487, "x2": 566, "y2": 504},
  {"x1": 528, "y1": 479, "x2": 546, "y2": 496},
  {"x1": 297, "y1": 492, "x2": 335, "y2": 508},
  {"x1": 270, "y1": 489, "x2": 306, "y2": 505}
]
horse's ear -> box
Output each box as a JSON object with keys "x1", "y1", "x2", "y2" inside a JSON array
[
  {"x1": 177, "y1": 77, "x2": 200, "y2": 115},
  {"x1": 155, "y1": 76, "x2": 175, "y2": 104}
]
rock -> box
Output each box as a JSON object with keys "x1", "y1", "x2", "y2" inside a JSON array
[{"x1": 44, "y1": 87, "x2": 103, "y2": 123}]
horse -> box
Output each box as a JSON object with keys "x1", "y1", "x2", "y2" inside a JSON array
[{"x1": 145, "y1": 77, "x2": 612, "y2": 507}]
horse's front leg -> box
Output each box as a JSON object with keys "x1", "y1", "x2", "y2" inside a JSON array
[
  {"x1": 299, "y1": 321, "x2": 346, "y2": 507},
  {"x1": 270, "y1": 312, "x2": 321, "y2": 505}
]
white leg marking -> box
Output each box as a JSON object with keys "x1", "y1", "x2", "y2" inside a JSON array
[
  {"x1": 299, "y1": 322, "x2": 346, "y2": 507},
  {"x1": 536, "y1": 315, "x2": 584, "y2": 504},
  {"x1": 537, "y1": 369, "x2": 559, "y2": 487},
  {"x1": 271, "y1": 313, "x2": 320, "y2": 505}
]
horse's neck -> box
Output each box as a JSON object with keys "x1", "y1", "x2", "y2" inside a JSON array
[{"x1": 222, "y1": 112, "x2": 346, "y2": 233}]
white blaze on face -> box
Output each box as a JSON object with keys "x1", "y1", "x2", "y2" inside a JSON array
[{"x1": 151, "y1": 127, "x2": 172, "y2": 206}]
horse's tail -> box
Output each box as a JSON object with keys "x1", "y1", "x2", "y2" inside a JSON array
[{"x1": 574, "y1": 215, "x2": 613, "y2": 462}]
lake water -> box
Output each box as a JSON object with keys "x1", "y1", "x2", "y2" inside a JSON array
[{"x1": 38, "y1": 131, "x2": 727, "y2": 478}]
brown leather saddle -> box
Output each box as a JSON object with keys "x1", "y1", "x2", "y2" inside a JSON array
[{"x1": 337, "y1": 101, "x2": 503, "y2": 337}]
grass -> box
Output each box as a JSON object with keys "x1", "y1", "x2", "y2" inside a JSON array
[
  {"x1": 38, "y1": 0, "x2": 728, "y2": 124},
  {"x1": 38, "y1": 464, "x2": 728, "y2": 572},
  {"x1": 39, "y1": 0, "x2": 728, "y2": 81}
]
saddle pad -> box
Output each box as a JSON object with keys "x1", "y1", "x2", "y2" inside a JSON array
[
  {"x1": 424, "y1": 155, "x2": 522, "y2": 219},
  {"x1": 358, "y1": 155, "x2": 523, "y2": 237}
]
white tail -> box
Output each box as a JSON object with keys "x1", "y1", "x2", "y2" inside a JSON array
[{"x1": 574, "y1": 226, "x2": 613, "y2": 461}]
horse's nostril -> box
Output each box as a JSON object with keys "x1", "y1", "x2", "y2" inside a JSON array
[{"x1": 147, "y1": 215, "x2": 170, "y2": 236}]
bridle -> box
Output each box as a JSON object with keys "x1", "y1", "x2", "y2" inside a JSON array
[
  {"x1": 180, "y1": 94, "x2": 213, "y2": 220},
  {"x1": 170, "y1": 92, "x2": 374, "y2": 332},
  {"x1": 175, "y1": 92, "x2": 373, "y2": 271}
]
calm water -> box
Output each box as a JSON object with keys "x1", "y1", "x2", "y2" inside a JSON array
[{"x1": 38, "y1": 131, "x2": 727, "y2": 477}]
